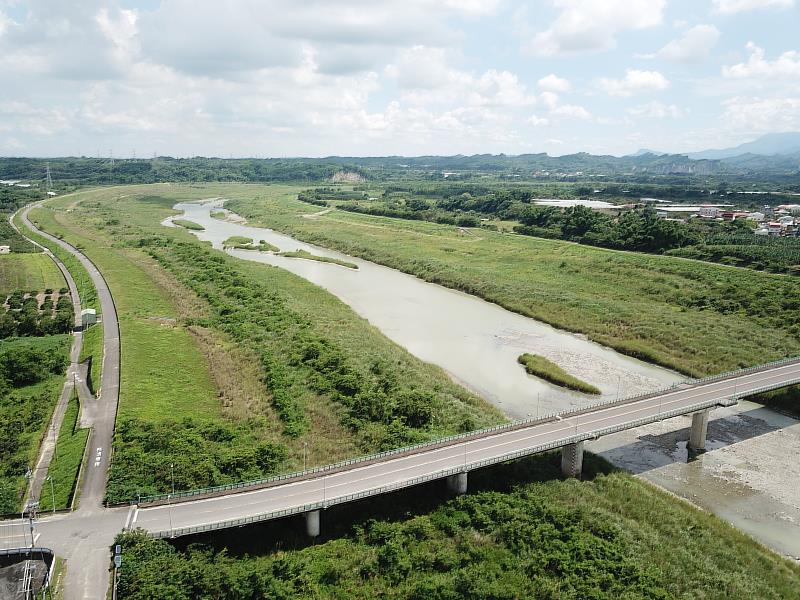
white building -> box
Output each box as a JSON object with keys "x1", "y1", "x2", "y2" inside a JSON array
[
  {"x1": 0, "y1": 245, "x2": 10, "y2": 254},
  {"x1": 699, "y1": 205, "x2": 720, "y2": 218},
  {"x1": 81, "y1": 308, "x2": 97, "y2": 326}
]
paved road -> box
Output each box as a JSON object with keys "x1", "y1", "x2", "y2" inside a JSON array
[
  {"x1": 133, "y1": 359, "x2": 800, "y2": 537},
  {"x1": 18, "y1": 204, "x2": 123, "y2": 600},
  {"x1": 8, "y1": 211, "x2": 86, "y2": 506}
]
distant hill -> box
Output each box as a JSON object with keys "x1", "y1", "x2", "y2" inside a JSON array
[
  {"x1": 688, "y1": 132, "x2": 800, "y2": 160},
  {"x1": 628, "y1": 149, "x2": 666, "y2": 157}
]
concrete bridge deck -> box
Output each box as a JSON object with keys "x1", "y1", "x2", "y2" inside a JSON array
[{"x1": 131, "y1": 358, "x2": 800, "y2": 538}]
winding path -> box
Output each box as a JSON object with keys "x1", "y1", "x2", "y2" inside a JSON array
[{"x1": 14, "y1": 203, "x2": 124, "y2": 600}]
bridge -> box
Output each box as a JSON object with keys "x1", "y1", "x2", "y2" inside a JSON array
[{"x1": 130, "y1": 357, "x2": 800, "y2": 539}]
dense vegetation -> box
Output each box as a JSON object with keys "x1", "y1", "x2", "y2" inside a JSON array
[
  {"x1": 114, "y1": 454, "x2": 800, "y2": 599},
  {"x1": 0, "y1": 186, "x2": 42, "y2": 251},
  {"x1": 518, "y1": 353, "x2": 601, "y2": 395},
  {"x1": 0, "y1": 335, "x2": 70, "y2": 513},
  {"x1": 1, "y1": 289, "x2": 73, "y2": 339},
  {"x1": 315, "y1": 184, "x2": 799, "y2": 275},
  {"x1": 229, "y1": 189, "x2": 800, "y2": 378}
]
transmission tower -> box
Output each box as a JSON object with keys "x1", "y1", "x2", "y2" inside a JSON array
[
  {"x1": 109, "y1": 149, "x2": 115, "y2": 170},
  {"x1": 45, "y1": 163, "x2": 53, "y2": 194}
]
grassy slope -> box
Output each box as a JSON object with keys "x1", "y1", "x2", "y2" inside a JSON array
[
  {"x1": 0, "y1": 253, "x2": 65, "y2": 296},
  {"x1": 518, "y1": 353, "x2": 601, "y2": 395},
  {"x1": 29, "y1": 203, "x2": 219, "y2": 422},
  {"x1": 226, "y1": 188, "x2": 800, "y2": 378},
  {"x1": 117, "y1": 455, "x2": 800, "y2": 600},
  {"x1": 38, "y1": 392, "x2": 89, "y2": 511}
]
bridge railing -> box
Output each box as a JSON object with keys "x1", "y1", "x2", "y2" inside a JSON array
[
  {"x1": 147, "y1": 380, "x2": 800, "y2": 539},
  {"x1": 135, "y1": 356, "x2": 799, "y2": 506}
]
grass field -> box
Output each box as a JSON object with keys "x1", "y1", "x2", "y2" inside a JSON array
[
  {"x1": 172, "y1": 219, "x2": 204, "y2": 230},
  {"x1": 38, "y1": 392, "x2": 89, "y2": 511},
  {"x1": 277, "y1": 249, "x2": 358, "y2": 269},
  {"x1": 31, "y1": 185, "x2": 502, "y2": 501},
  {"x1": 518, "y1": 353, "x2": 601, "y2": 394},
  {"x1": 0, "y1": 253, "x2": 65, "y2": 296},
  {"x1": 226, "y1": 188, "x2": 800, "y2": 378}
]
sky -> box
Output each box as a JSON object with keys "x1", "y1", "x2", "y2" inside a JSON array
[{"x1": 0, "y1": 0, "x2": 798, "y2": 158}]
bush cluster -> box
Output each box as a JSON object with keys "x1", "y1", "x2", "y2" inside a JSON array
[{"x1": 1, "y1": 290, "x2": 73, "y2": 339}]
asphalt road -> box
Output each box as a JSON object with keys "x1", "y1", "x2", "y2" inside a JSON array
[
  {"x1": 133, "y1": 359, "x2": 800, "y2": 537},
  {"x1": 19, "y1": 204, "x2": 123, "y2": 600},
  {"x1": 8, "y1": 211, "x2": 86, "y2": 506}
]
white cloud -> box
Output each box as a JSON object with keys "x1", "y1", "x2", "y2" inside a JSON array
[
  {"x1": 627, "y1": 101, "x2": 685, "y2": 119},
  {"x1": 550, "y1": 104, "x2": 592, "y2": 120},
  {"x1": 722, "y1": 42, "x2": 800, "y2": 79},
  {"x1": 722, "y1": 96, "x2": 800, "y2": 133},
  {"x1": 712, "y1": 0, "x2": 794, "y2": 14},
  {"x1": 527, "y1": 0, "x2": 665, "y2": 56},
  {"x1": 527, "y1": 114, "x2": 550, "y2": 126},
  {"x1": 596, "y1": 70, "x2": 670, "y2": 97},
  {"x1": 537, "y1": 73, "x2": 571, "y2": 93},
  {"x1": 657, "y1": 25, "x2": 720, "y2": 62}
]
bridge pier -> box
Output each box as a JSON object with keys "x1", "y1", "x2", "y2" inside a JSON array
[
  {"x1": 305, "y1": 510, "x2": 320, "y2": 538},
  {"x1": 688, "y1": 409, "x2": 710, "y2": 452},
  {"x1": 561, "y1": 442, "x2": 584, "y2": 478},
  {"x1": 447, "y1": 471, "x2": 468, "y2": 495}
]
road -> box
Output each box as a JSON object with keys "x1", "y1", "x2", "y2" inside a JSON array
[
  {"x1": 8, "y1": 211, "x2": 87, "y2": 507},
  {"x1": 132, "y1": 359, "x2": 800, "y2": 537},
  {"x1": 17, "y1": 204, "x2": 124, "y2": 600}
]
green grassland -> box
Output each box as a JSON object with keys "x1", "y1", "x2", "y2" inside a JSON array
[
  {"x1": 0, "y1": 334, "x2": 70, "y2": 513},
  {"x1": 172, "y1": 219, "x2": 204, "y2": 230},
  {"x1": 34, "y1": 184, "x2": 800, "y2": 597},
  {"x1": 277, "y1": 249, "x2": 358, "y2": 269},
  {"x1": 38, "y1": 392, "x2": 89, "y2": 511},
  {"x1": 31, "y1": 185, "x2": 503, "y2": 501},
  {"x1": 0, "y1": 253, "x2": 65, "y2": 296},
  {"x1": 223, "y1": 235, "x2": 279, "y2": 251},
  {"x1": 116, "y1": 454, "x2": 800, "y2": 600},
  {"x1": 226, "y1": 188, "x2": 800, "y2": 378},
  {"x1": 518, "y1": 353, "x2": 601, "y2": 395}
]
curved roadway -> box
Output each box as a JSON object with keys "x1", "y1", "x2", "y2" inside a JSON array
[{"x1": 17, "y1": 204, "x2": 124, "y2": 600}]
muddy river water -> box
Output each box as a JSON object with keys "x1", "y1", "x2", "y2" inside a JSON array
[{"x1": 166, "y1": 200, "x2": 800, "y2": 559}]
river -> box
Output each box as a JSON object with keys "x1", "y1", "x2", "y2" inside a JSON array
[
  {"x1": 165, "y1": 200, "x2": 800, "y2": 559},
  {"x1": 167, "y1": 200, "x2": 681, "y2": 420}
]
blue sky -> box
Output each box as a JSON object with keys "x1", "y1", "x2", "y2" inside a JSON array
[{"x1": 0, "y1": 0, "x2": 798, "y2": 157}]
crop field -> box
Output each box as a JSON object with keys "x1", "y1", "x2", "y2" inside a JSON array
[
  {"x1": 0, "y1": 253, "x2": 64, "y2": 296},
  {"x1": 227, "y1": 187, "x2": 800, "y2": 378}
]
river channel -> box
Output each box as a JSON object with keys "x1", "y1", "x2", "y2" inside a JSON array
[
  {"x1": 165, "y1": 200, "x2": 800, "y2": 559},
  {"x1": 167, "y1": 200, "x2": 682, "y2": 419}
]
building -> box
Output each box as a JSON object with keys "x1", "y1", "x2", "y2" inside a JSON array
[
  {"x1": 0, "y1": 245, "x2": 10, "y2": 254},
  {"x1": 698, "y1": 205, "x2": 719, "y2": 218},
  {"x1": 81, "y1": 308, "x2": 97, "y2": 326}
]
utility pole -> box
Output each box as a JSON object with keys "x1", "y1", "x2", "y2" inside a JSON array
[
  {"x1": 303, "y1": 442, "x2": 307, "y2": 471},
  {"x1": 170, "y1": 463, "x2": 175, "y2": 496},
  {"x1": 46, "y1": 477, "x2": 55, "y2": 513}
]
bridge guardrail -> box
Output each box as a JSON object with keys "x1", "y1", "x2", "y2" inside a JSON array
[
  {"x1": 146, "y1": 377, "x2": 800, "y2": 539},
  {"x1": 135, "y1": 356, "x2": 799, "y2": 506}
]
